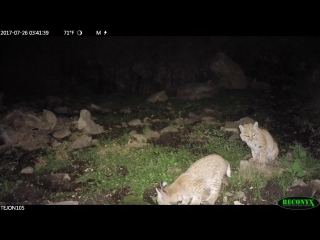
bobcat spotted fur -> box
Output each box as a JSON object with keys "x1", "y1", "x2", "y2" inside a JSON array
[
  {"x1": 239, "y1": 122, "x2": 279, "y2": 168},
  {"x1": 156, "y1": 154, "x2": 231, "y2": 205}
]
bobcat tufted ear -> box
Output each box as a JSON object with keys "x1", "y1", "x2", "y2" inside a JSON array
[
  {"x1": 239, "y1": 125, "x2": 244, "y2": 132},
  {"x1": 253, "y1": 122, "x2": 258, "y2": 128},
  {"x1": 160, "y1": 181, "x2": 168, "y2": 189}
]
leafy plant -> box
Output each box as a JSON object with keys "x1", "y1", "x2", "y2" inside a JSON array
[{"x1": 288, "y1": 160, "x2": 305, "y2": 177}]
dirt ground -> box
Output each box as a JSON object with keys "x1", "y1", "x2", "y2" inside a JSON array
[
  {"x1": 1, "y1": 131, "x2": 319, "y2": 206},
  {"x1": 1, "y1": 85, "x2": 320, "y2": 206}
]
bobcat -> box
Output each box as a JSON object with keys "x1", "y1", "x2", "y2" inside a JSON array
[
  {"x1": 156, "y1": 154, "x2": 231, "y2": 205},
  {"x1": 239, "y1": 122, "x2": 279, "y2": 168}
]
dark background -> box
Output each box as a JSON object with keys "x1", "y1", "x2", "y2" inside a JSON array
[{"x1": 1, "y1": 36, "x2": 319, "y2": 99}]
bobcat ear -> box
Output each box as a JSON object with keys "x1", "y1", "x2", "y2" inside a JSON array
[
  {"x1": 253, "y1": 122, "x2": 258, "y2": 128},
  {"x1": 156, "y1": 188, "x2": 163, "y2": 202},
  {"x1": 156, "y1": 187, "x2": 168, "y2": 203},
  {"x1": 239, "y1": 125, "x2": 244, "y2": 132},
  {"x1": 161, "y1": 181, "x2": 168, "y2": 189}
]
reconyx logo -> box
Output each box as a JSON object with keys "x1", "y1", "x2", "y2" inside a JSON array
[{"x1": 278, "y1": 197, "x2": 319, "y2": 210}]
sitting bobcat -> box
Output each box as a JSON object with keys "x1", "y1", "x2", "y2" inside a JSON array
[
  {"x1": 239, "y1": 121, "x2": 279, "y2": 168},
  {"x1": 156, "y1": 154, "x2": 231, "y2": 205}
]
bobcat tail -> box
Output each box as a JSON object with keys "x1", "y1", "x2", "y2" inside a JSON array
[{"x1": 226, "y1": 162, "x2": 231, "y2": 177}]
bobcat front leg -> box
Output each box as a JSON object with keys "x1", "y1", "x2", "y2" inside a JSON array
[
  {"x1": 258, "y1": 146, "x2": 267, "y2": 168},
  {"x1": 250, "y1": 150, "x2": 259, "y2": 163},
  {"x1": 189, "y1": 196, "x2": 202, "y2": 205},
  {"x1": 249, "y1": 149, "x2": 259, "y2": 163},
  {"x1": 202, "y1": 183, "x2": 221, "y2": 205}
]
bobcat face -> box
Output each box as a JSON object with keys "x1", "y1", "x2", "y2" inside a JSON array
[
  {"x1": 239, "y1": 122, "x2": 262, "y2": 152},
  {"x1": 156, "y1": 155, "x2": 231, "y2": 205},
  {"x1": 239, "y1": 122, "x2": 279, "y2": 165},
  {"x1": 156, "y1": 182, "x2": 183, "y2": 205},
  {"x1": 239, "y1": 122, "x2": 259, "y2": 142}
]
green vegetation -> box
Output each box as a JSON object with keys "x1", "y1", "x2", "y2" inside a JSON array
[{"x1": 0, "y1": 89, "x2": 319, "y2": 205}]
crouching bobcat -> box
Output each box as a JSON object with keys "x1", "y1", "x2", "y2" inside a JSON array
[
  {"x1": 156, "y1": 154, "x2": 231, "y2": 205},
  {"x1": 239, "y1": 121, "x2": 279, "y2": 168}
]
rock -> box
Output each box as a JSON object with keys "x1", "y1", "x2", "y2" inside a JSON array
[
  {"x1": 228, "y1": 132, "x2": 239, "y2": 141},
  {"x1": 237, "y1": 117, "x2": 256, "y2": 126},
  {"x1": 41, "y1": 173, "x2": 73, "y2": 191},
  {"x1": 239, "y1": 160, "x2": 283, "y2": 176},
  {"x1": 53, "y1": 129, "x2": 71, "y2": 139},
  {"x1": 203, "y1": 108, "x2": 222, "y2": 116},
  {"x1": 143, "y1": 117, "x2": 151, "y2": 123},
  {"x1": 16, "y1": 130, "x2": 51, "y2": 151},
  {"x1": 310, "y1": 180, "x2": 320, "y2": 192},
  {"x1": 47, "y1": 201, "x2": 78, "y2": 205},
  {"x1": 233, "y1": 191, "x2": 246, "y2": 200},
  {"x1": 189, "y1": 113, "x2": 200, "y2": 120},
  {"x1": 90, "y1": 104, "x2": 101, "y2": 110},
  {"x1": 0, "y1": 144, "x2": 12, "y2": 154},
  {"x1": 53, "y1": 106, "x2": 69, "y2": 114},
  {"x1": 173, "y1": 117, "x2": 185, "y2": 125},
  {"x1": 147, "y1": 91, "x2": 169, "y2": 103},
  {"x1": 126, "y1": 140, "x2": 148, "y2": 148},
  {"x1": 129, "y1": 131, "x2": 147, "y2": 143},
  {"x1": 0, "y1": 126, "x2": 19, "y2": 144},
  {"x1": 101, "y1": 108, "x2": 112, "y2": 113},
  {"x1": 127, "y1": 119, "x2": 142, "y2": 126},
  {"x1": 53, "y1": 173, "x2": 71, "y2": 181},
  {"x1": 286, "y1": 185, "x2": 313, "y2": 197},
  {"x1": 176, "y1": 81, "x2": 217, "y2": 100},
  {"x1": 160, "y1": 126, "x2": 178, "y2": 133},
  {"x1": 210, "y1": 52, "x2": 247, "y2": 89},
  {"x1": 251, "y1": 78, "x2": 272, "y2": 90},
  {"x1": 291, "y1": 179, "x2": 308, "y2": 187},
  {"x1": 120, "y1": 107, "x2": 131, "y2": 114},
  {"x1": 42, "y1": 109, "x2": 57, "y2": 127},
  {"x1": 4, "y1": 112, "x2": 20, "y2": 123},
  {"x1": 183, "y1": 118, "x2": 198, "y2": 124},
  {"x1": 78, "y1": 109, "x2": 104, "y2": 134},
  {"x1": 220, "y1": 126, "x2": 238, "y2": 133},
  {"x1": 23, "y1": 110, "x2": 57, "y2": 130},
  {"x1": 201, "y1": 116, "x2": 218, "y2": 125},
  {"x1": 234, "y1": 201, "x2": 244, "y2": 205},
  {"x1": 20, "y1": 166, "x2": 34, "y2": 174},
  {"x1": 70, "y1": 134, "x2": 93, "y2": 149},
  {"x1": 221, "y1": 117, "x2": 256, "y2": 133},
  {"x1": 144, "y1": 131, "x2": 160, "y2": 140},
  {"x1": 51, "y1": 140, "x2": 62, "y2": 148}
]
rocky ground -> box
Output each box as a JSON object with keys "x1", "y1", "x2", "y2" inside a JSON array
[{"x1": 0, "y1": 84, "x2": 319, "y2": 206}]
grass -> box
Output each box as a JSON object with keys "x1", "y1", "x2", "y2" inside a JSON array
[
  {"x1": 1, "y1": 88, "x2": 320, "y2": 205},
  {"x1": 0, "y1": 179, "x2": 16, "y2": 197},
  {"x1": 74, "y1": 141, "x2": 196, "y2": 199}
]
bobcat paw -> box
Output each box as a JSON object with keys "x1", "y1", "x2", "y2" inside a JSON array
[
  {"x1": 249, "y1": 158, "x2": 258, "y2": 163},
  {"x1": 257, "y1": 162, "x2": 266, "y2": 168}
]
